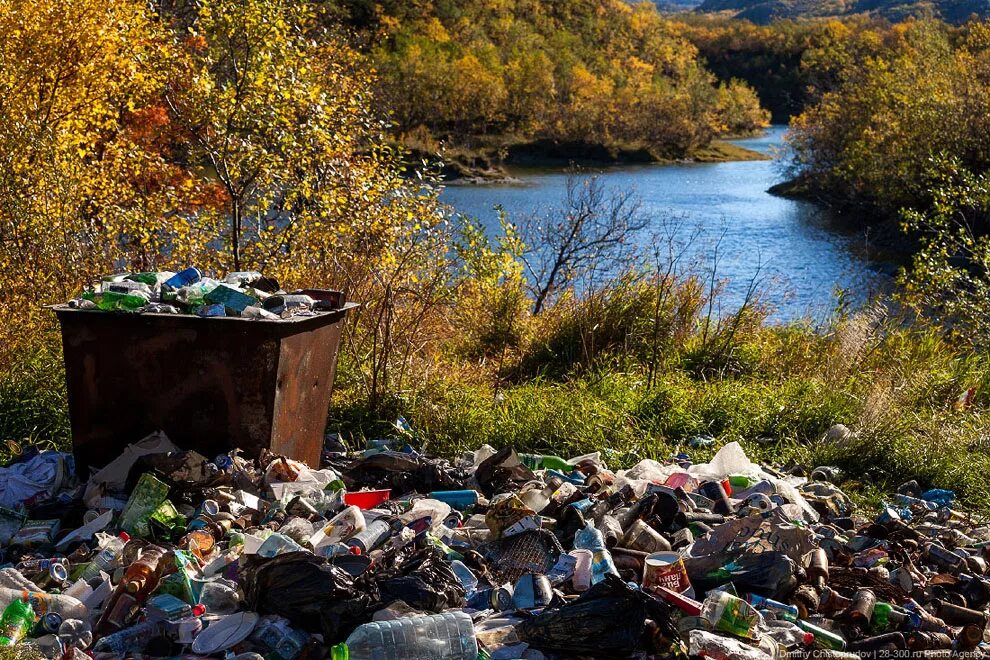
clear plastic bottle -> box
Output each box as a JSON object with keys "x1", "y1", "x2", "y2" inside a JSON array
[
  {"x1": 58, "y1": 618, "x2": 93, "y2": 651},
  {"x1": 92, "y1": 620, "x2": 161, "y2": 653},
  {"x1": 449, "y1": 560, "x2": 478, "y2": 596},
  {"x1": 763, "y1": 618, "x2": 814, "y2": 648},
  {"x1": 331, "y1": 611, "x2": 477, "y2": 660},
  {"x1": 81, "y1": 532, "x2": 129, "y2": 582},
  {"x1": 573, "y1": 522, "x2": 619, "y2": 585}
]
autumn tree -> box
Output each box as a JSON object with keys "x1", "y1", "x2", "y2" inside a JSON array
[{"x1": 0, "y1": 0, "x2": 215, "y2": 358}]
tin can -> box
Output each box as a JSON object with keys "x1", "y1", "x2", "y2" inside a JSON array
[
  {"x1": 642, "y1": 551, "x2": 692, "y2": 595},
  {"x1": 29, "y1": 562, "x2": 69, "y2": 589},
  {"x1": 38, "y1": 612, "x2": 63, "y2": 635},
  {"x1": 467, "y1": 585, "x2": 513, "y2": 611},
  {"x1": 16, "y1": 558, "x2": 67, "y2": 574}
]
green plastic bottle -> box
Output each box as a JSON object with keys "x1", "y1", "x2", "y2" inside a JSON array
[
  {"x1": 82, "y1": 290, "x2": 148, "y2": 311},
  {"x1": 797, "y1": 619, "x2": 847, "y2": 650},
  {"x1": 0, "y1": 598, "x2": 35, "y2": 646},
  {"x1": 700, "y1": 591, "x2": 760, "y2": 640},
  {"x1": 125, "y1": 272, "x2": 171, "y2": 286},
  {"x1": 520, "y1": 454, "x2": 571, "y2": 472}
]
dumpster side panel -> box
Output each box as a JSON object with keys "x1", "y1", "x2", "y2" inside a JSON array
[
  {"x1": 57, "y1": 311, "x2": 282, "y2": 470},
  {"x1": 270, "y1": 315, "x2": 345, "y2": 467}
]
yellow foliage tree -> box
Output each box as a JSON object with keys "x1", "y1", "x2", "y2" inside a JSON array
[{"x1": 0, "y1": 0, "x2": 214, "y2": 357}]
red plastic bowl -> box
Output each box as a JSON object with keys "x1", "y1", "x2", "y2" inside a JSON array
[{"x1": 343, "y1": 489, "x2": 391, "y2": 509}]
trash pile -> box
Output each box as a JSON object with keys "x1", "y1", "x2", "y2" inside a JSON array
[
  {"x1": 3, "y1": 429, "x2": 990, "y2": 659},
  {"x1": 67, "y1": 268, "x2": 345, "y2": 318}
]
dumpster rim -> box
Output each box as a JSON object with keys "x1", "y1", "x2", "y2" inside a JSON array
[{"x1": 47, "y1": 301, "x2": 359, "y2": 325}]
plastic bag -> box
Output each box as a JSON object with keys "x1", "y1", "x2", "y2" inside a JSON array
[
  {"x1": 516, "y1": 574, "x2": 675, "y2": 657},
  {"x1": 374, "y1": 547, "x2": 466, "y2": 613},
  {"x1": 343, "y1": 451, "x2": 470, "y2": 496},
  {"x1": 240, "y1": 551, "x2": 375, "y2": 642},
  {"x1": 474, "y1": 447, "x2": 536, "y2": 498}
]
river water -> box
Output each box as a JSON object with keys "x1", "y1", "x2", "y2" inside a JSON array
[{"x1": 440, "y1": 126, "x2": 890, "y2": 322}]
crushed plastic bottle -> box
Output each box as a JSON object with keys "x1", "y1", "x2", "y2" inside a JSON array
[{"x1": 331, "y1": 611, "x2": 478, "y2": 660}]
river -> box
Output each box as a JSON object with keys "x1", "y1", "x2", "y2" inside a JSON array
[{"x1": 439, "y1": 126, "x2": 891, "y2": 322}]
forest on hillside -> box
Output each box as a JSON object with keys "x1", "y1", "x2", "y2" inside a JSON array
[{"x1": 328, "y1": 0, "x2": 770, "y2": 162}]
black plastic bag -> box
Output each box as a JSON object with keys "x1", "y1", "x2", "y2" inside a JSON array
[
  {"x1": 517, "y1": 574, "x2": 675, "y2": 657},
  {"x1": 475, "y1": 446, "x2": 535, "y2": 498},
  {"x1": 688, "y1": 551, "x2": 800, "y2": 600},
  {"x1": 374, "y1": 546, "x2": 466, "y2": 612},
  {"x1": 342, "y1": 451, "x2": 470, "y2": 496},
  {"x1": 240, "y1": 551, "x2": 376, "y2": 642}
]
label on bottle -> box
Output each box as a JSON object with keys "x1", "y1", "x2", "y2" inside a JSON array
[{"x1": 711, "y1": 595, "x2": 759, "y2": 639}]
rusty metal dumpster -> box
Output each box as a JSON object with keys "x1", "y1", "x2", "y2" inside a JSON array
[{"x1": 52, "y1": 303, "x2": 357, "y2": 470}]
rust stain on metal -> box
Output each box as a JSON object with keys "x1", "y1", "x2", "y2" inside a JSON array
[{"x1": 53, "y1": 304, "x2": 356, "y2": 469}]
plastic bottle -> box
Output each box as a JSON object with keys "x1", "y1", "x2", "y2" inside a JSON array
[
  {"x1": 449, "y1": 560, "x2": 478, "y2": 596},
  {"x1": 162, "y1": 267, "x2": 202, "y2": 291},
  {"x1": 347, "y1": 517, "x2": 395, "y2": 554},
  {"x1": 763, "y1": 618, "x2": 814, "y2": 648},
  {"x1": 197, "y1": 578, "x2": 240, "y2": 614},
  {"x1": 0, "y1": 568, "x2": 40, "y2": 591},
  {"x1": 520, "y1": 454, "x2": 572, "y2": 472},
  {"x1": 92, "y1": 620, "x2": 161, "y2": 653},
  {"x1": 748, "y1": 593, "x2": 799, "y2": 621},
  {"x1": 0, "y1": 598, "x2": 35, "y2": 645},
  {"x1": 58, "y1": 618, "x2": 93, "y2": 651},
  {"x1": 689, "y1": 630, "x2": 772, "y2": 660},
  {"x1": 122, "y1": 545, "x2": 167, "y2": 595},
  {"x1": 0, "y1": 589, "x2": 88, "y2": 620},
  {"x1": 700, "y1": 591, "x2": 762, "y2": 640},
  {"x1": 82, "y1": 290, "x2": 148, "y2": 311},
  {"x1": 81, "y1": 532, "x2": 129, "y2": 582},
  {"x1": 331, "y1": 611, "x2": 477, "y2": 660},
  {"x1": 573, "y1": 522, "x2": 619, "y2": 585}
]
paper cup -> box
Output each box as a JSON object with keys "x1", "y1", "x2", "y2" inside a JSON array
[{"x1": 642, "y1": 551, "x2": 691, "y2": 595}]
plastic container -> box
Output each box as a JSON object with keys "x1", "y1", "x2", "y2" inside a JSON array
[
  {"x1": 449, "y1": 560, "x2": 478, "y2": 596},
  {"x1": 309, "y1": 506, "x2": 366, "y2": 550},
  {"x1": 331, "y1": 611, "x2": 477, "y2": 660},
  {"x1": 343, "y1": 490, "x2": 391, "y2": 510},
  {"x1": 570, "y1": 549, "x2": 593, "y2": 592}
]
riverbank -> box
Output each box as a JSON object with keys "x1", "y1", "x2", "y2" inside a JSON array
[
  {"x1": 442, "y1": 125, "x2": 886, "y2": 321},
  {"x1": 768, "y1": 175, "x2": 919, "y2": 261},
  {"x1": 406, "y1": 134, "x2": 769, "y2": 183}
]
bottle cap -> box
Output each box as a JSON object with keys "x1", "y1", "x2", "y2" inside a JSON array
[
  {"x1": 192, "y1": 603, "x2": 206, "y2": 617},
  {"x1": 119, "y1": 532, "x2": 130, "y2": 542}
]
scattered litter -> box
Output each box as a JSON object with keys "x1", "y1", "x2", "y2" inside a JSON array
[{"x1": 1, "y1": 430, "x2": 989, "y2": 658}]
